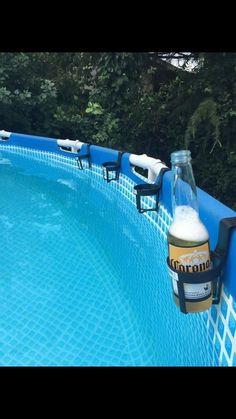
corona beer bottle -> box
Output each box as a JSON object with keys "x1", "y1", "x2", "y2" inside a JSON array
[{"x1": 167, "y1": 150, "x2": 212, "y2": 313}]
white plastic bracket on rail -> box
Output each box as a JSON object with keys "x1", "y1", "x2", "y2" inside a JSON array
[
  {"x1": 0, "y1": 130, "x2": 12, "y2": 139},
  {"x1": 57, "y1": 139, "x2": 85, "y2": 153},
  {"x1": 129, "y1": 153, "x2": 168, "y2": 181}
]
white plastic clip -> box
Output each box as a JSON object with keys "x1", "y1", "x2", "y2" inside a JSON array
[{"x1": 0, "y1": 130, "x2": 11, "y2": 140}]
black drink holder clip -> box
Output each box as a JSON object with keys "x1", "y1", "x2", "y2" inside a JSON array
[
  {"x1": 102, "y1": 151, "x2": 125, "y2": 183},
  {"x1": 134, "y1": 167, "x2": 170, "y2": 213},
  {"x1": 167, "y1": 217, "x2": 236, "y2": 314},
  {"x1": 76, "y1": 143, "x2": 92, "y2": 170}
]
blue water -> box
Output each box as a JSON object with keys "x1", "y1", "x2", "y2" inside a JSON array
[{"x1": 0, "y1": 149, "x2": 215, "y2": 366}]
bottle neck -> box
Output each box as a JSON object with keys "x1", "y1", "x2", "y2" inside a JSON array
[
  {"x1": 169, "y1": 150, "x2": 209, "y2": 243},
  {"x1": 171, "y1": 160, "x2": 199, "y2": 217}
]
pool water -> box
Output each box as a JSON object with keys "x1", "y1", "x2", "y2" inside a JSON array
[{"x1": 0, "y1": 149, "x2": 215, "y2": 366}]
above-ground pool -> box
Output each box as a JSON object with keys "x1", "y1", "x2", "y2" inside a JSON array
[
  {"x1": 0, "y1": 132, "x2": 236, "y2": 366},
  {"x1": 0, "y1": 148, "x2": 216, "y2": 366}
]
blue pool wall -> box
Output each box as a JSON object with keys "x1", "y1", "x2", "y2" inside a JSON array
[{"x1": 4, "y1": 131, "x2": 236, "y2": 302}]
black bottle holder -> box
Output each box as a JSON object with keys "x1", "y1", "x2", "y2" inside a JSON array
[
  {"x1": 76, "y1": 144, "x2": 92, "y2": 170},
  {"x1": 167, "y1": 217, "x2": 236, "y2": 314},
  {"x1": 134, "y1": 167, "x2": 170, "y2": 213},
  {"x1": 102, "y1": 151, "x2": 124, "y2": 183},
  {"x1": 134, "y1": 184, "x2": 160, "y2": 213}
]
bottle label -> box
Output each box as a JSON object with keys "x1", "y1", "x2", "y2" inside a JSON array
[{"x1": 168, "y1": 241, "x2": 211, "y2": 300}]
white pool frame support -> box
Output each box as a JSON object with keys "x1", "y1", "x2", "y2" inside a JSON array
[
  {"x1": 0, "y1": 130, "x2": 12, "y2": 139},
  {"x1": 129, "y1": 154, "x2": 168, "y2": 182},
  {"x1": 57, "y1": 139, "x2": 86, "y2": 153},
  {"x1": 57, "y1": 139, "x2": 168, "y2": 182}
]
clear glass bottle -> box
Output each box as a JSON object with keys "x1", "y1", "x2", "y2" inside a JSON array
[{"x1": 167, "y1": 150, "x2": 212, "y2": 313}]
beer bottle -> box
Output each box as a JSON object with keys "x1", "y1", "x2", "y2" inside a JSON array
[{"x1": 167, "y1": 150, "x2": 212, "y2": 313}]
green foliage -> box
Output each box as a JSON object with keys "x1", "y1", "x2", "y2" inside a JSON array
[
  {"x1": 184, "y1": 98, "x2": 221, "y2": 153},
  {"x1": 85, "y1": 102, "x2": 103, "y2": 115},
  {"x1": 0, "y1": 52, "x2": 235, "y2": 209}
]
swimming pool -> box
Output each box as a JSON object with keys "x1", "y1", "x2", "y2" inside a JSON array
[
  {"x1": 0, "y1": 147, "x2": 217, "y2": 366},
  {"x1": 0, "y1": 131, "x2": 236, "y2": 366}
]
